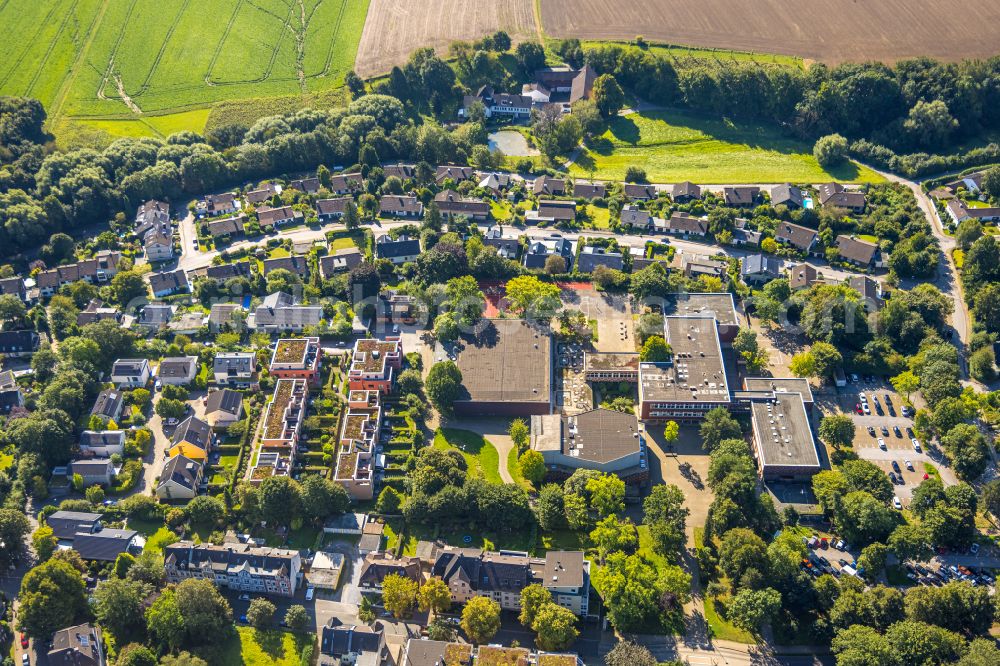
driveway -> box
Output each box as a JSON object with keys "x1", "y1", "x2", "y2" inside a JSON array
[{"x1": 134, "y1": 393, "x2": 172, "y2": 496}]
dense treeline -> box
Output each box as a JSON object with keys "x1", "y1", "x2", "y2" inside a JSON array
[{"x1": 578, "y1": 41, "x2": 1000, "y2": 176}]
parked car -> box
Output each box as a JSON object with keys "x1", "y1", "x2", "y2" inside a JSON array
[
  {"x1": 893, "y1": 426, "x2": 902, "y2": 438},
  {"x1": 862, "y1": 403, "x2": 871, "y2": 415},
  {"x1": 970, "y1": 543, "x2": 980, "y2": 555},
  {"x1": 20, "y1": 634, "x2": 28, "y2": 649},
  {"x1": 891, "y1": 460, "x2": 900, "y2": 472},
  {"x1": 164, "y1": 418, "x2": 178, "y2": 426},
  {"x1": 906, "y1": 426, "x2": 915, "y2": 438},
  {"x1": 905, "y1": 460, "x2": 914, "y2": 471},
  {"x1": 893, "y1": 497, "x2": 902, "y2": 509},
  {"x1": 878, "y1": 438, "x2": 887, "y2": 450},
  {"x1": 881, "y1": 426, "x2": 890, "y2": 436},
  {"x1": 856, "y1": 404, "x2": 864, "y2": 415},
  {"x1": 867, "y1": 425, "x2": 876, "y2": 436},
  {"x1": 912, "y1": 439, "x2": 922, "y2": 453}
]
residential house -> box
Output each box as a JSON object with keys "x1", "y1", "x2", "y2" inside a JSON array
[
  {"x1": 573, "y1": 181, "x2": 606, "y2": 199},
  {"x1": 289, "y1": 177, "x2": 321, "y2": 194},
  {"x1": 836, "y1": 235, "x2": 883, "y2": 269},
  {"x1": 0, "y1": 371, "x2": 23, "y2": 414},
  {"x1": 135, "y1": 199, "x2": 170, "y2": 232},
  {"x1": 307, "y1": 550, "x2": 345, "y2": 590},
  {"x1": 0, "y1": 330, "x2": 38, "y2": 356},
  {"x1": 774, "y1": 221, "x2": 819, "y2": 254},
  {"x1": 46, "y1": 511, "x2": 102, "y2": 540},
  {"x1": 432, "y1": 548, "x2": 590, "y2": 616},
  {"x1": 741, "y1": 254, "x2": 782, "y2": 285},
  {"x1": 205, "y1": 214, "x2": 246, "y2": 239},
  {"x1": 525, "y1": 65, "x2": 596, "y2": 110},
  {"x1": 383, "y1": 163, "x2": 416, "y2": 181},
  {"x1": 620, "y1": 205, "x2": 650, "y2": 228},
  {"x1": 137, "y1": 303, "x2": 176, "y2": 329},
  {"x1": 478, "y1": 171, "x2": 513, "y2": 193},
  {"x1": 400, "y1": 640, "x2": 473, "y2": 666},
  {"x1": 48, "y1": 624, "x2": 106, "y2": 666},
  {"x1": 90, "y1": 389, "x2": 124, "y2": 424},
  {"x1": 250, "y1": 292, "x2": 322, "y2": 332},
  {"x1": 136, "y1": 200, "x2": 173, "y2": 262},
  {"x1": 528, "y1": 200, "x2": 576, "y2": 224},
  {"x1": 320, "y1": 621, "x2": 385, "y2": 666},
  {"x1": 68, "y1": 458, "x2": 115, "y2": 486},
  {"x1": 79, "y1": 431, "x2": 126, "y2": 458},
  {"x1": 731, "y1": 225, "x2": 763, "y2": 247},
  {"x1": 197, "y1": 193, "x2": 239, "y2": 217},
  {"x1": 73, "y1": 528, "x2": 139, "y2": 561},
  {"x1": 376, "y1": 291, "x2": 417, "y2": 325},
  {"x1": 251, "y1": 378, "x2": 309, "y2": 482},
  {"x1": 347, "y1": 337, "x2": 402, "y2": 394},
  {"x1": 0, "y1": 277, "x2": 26, "y2": 302},
  {"x1": 819, "y1": 183, "x2": 866, "y2": 213},
  {"x1": 461, "y1": 86, "x2": 532, "y2": 120},
  {"x1": 213, "y1": 352, "x2": 256, "y2": 387},
  {"x1": 206, "y1": 262, "x2": 252, "y2": 281},
  {"x1": 375, "y1": 235, "x2": 421, "y2": 264},
  {"x1": 76, "y1": 299, "x2": 120, "y2": 326},
  {"x1": 524, "y1": 235, "x2": 573, "y2": 270},
  {"x1": 378, "y1": 195, "x2": 423, "y2": 218},
  {"x1": 483, "y1": 226, "x2": 520, "y2": 259},
  {"x1": 532, "y1": 175, "x2": 566, "y2": 196},
  {"x1": 358, "y1": 553, "x2": 422, "y2": 592},
  {"x1": 205, "y1": 389, "x2": 244, "y2": 430},
  {"x1": 770, "y1": 184, "x2": 805, "y2": 209},
  {"x1": 316, "y1": 197, "x2": 352, "y2": 221},
  {"x1": 148, "y1": 269, "x2": 189, "y2": 297},
  {"x1": 672, "y1": 181, "x2": 702, "y2": 202},
  {"x1": 111, "y1": 358, "x2": 150, "y2": 387},
  {"x1": 257, "y1": 206, "x2": 303, "y2": 229},
  {"x1": 328, "y1": 173, "x2": 362, "y2": 195},
  {"x1": 946, "y1": 199, "x2": 1000, "y2": 224},
  {"x1": 35, "y1": 251, "x2": 122, "y2": 296},
  {"x1": 168, "y1": 416, "x2": 213, "y2": 460},
  {"x1": 666, "y1": 212, "x2": 708, "y2": 237},
  {"x1": 624, "y1": 183, "x2": 657, "y2": 201},
  {"x1": 270, "y1": 337, "x2": 322, "y2": 386},
  {"x1": 262, "y1": 255, "x2": 309, "y2": 279},
  {"x1": 334, "y1": 390, "x2": 381, "y2": 501},
  {"x1": 723, "y1": 186, "x2": 760, "y2": 207},
  {"x1": 167, "y1": 311, "x2": 206, "y2": 336},
  {"x1": 682, "y1": 256, "x2": 727, "y2": 280},
  {"x1": 435, "y1": 165, "x2": 474, "y2": 184},
  {"x1": 163, "y1": 541, "x2": 302, "y2": 597},
  {"x1": 788, "y1": 263, "x2": 819, "y2": 290},
  {"x1": 156, "y1": 455, "x2": 203, "y2": 500},
  {"x1": 245, "y1": 182, "x2": 281, "y2": 205},
  {"x1": 849, "y1": 275, "x2": 884, "y2": 310},
  {"x1": 577, "y1": 246, "x2": 624, "y2": 273},
  {"x1": 944, "y1": 172, "x2": 985, "y2": 195},
  {"x1": 157, "y1": 356, "x2": 199, "y2": 386},
  {"x1": 434, "y1": 190, "x2": 490, "y2": 220},
  {"x1": 319, "y1": 247, "x2": 363, "y2": 278},
  {"x1": 144, "y1": 229, "x2": 174, "y2": 262},
  {"x1": 208, "y1": 303, "x2": 245, "y2": 332}
]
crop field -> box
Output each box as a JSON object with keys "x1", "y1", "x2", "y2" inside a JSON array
[
  {"x1": 568, "y1": 110, "x2": 886, "y2": 184},
  {"x1": 353, "y1": 0, "x2": 536, "y2": 77},
  {"x1": 0, "y1": 0, "x2": 369, "y2": 138},
  {"x1": 542, "y1": 0, "x2": 1000, "y2": 63}
]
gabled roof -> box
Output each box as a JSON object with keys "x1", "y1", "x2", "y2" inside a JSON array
[
  {"x1": 159, "y1": 455, "x2": 202, "y2": 492},
  {"x1": 112, "y1": 358, "x2": 148, "y2": 376},
  {"x1": 375, "y1": 235, "x2": 421, "y2": 258},
  {"x1": 206, "y1": 389, "x2": 244, "y2": 417},
  {"x1": 172, "y1": 416, "x2": 212, "y2": 449},
  {"x1": 624, "y1": 183, "x2": 656, "y2": 200},
  {"x1": 320, "y1": 248, "x2": 363, "y2": 276},
  {"x1": 723, "y1": 186, "x2": 760, "y2": 206},
  {"x1": 435, "y1": 165, "x2": 474, "y2": 183},
  {"x1": 836, "y1": 235, "x2": 879, "y2": 265},
  {"x1": 573, "y1": 181, "x2": 606, "y2": 199},
  {"x1": 536, "y1": 200, "x2": 576, "y2": 221},
  {"x1": 788, "y1": 263, "x2": 818, "y2": 289},
  {"x1": 672, "y1": 181, "x2": 701, "y2": 200},
  {"x1": 770, "y1": 183, "x2": 804, "y2": 208},
  {"x1": 159, "y1": 356, "x2": 198, "y2": 379},
  {"x1": 378, "y1": 195, "x2": 422, "y2": 215},
  {"x1": 532, "y1": 175, "x2": 566, "y2": 196},
  {"x1": 775, "y1": 221, "x2": 818, "y2": 250},
  {"x1": 316, "y1": 197, "x2": 352, "y2": 216},
  {"x1": 206, "y1": 261, "x2": 252, "y2": 281},
  {"x1": 819, "y1": 182, "x2": 866, "y2": 210},
  {"x1": 148, "y1": 269, "x2": 188, "y2": 294},
  {"x1": 262, "y1": 255, "x2": 309, "y2": 277},
  {"x1": 90, "y1": 389, "x2": 123, "y2": 419},
  {"x1": 741, "y1": 254, "x2": 782, "y2": 277}
]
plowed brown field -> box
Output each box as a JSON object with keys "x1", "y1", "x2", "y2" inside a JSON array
[
  {"x1": 541, "y1": 0, "x2": 1000, "y2": 63},
  {"x1": 354, "y1": 0, "x2": 536, "y2": 77}
]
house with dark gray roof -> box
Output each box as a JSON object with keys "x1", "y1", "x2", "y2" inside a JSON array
[
  {"x1": 770, "y1": 184, "x2": 805, "y2": 209},
  {"x1": 435, "y1": 165, "x2": 474, "y2": 184},
  {"x1": 163, "y1": 541, "x2": 301, "y2": 596},
  {"x1": 262, "y1": 255, "x2": 310, "y2": 279},
  {"x1": 530, "y1": 408, "x2": 647, "y2": 484},
  {"x1": 205, "y1": 214, "x2": 246, "y2": 239},
  {"x1": 0, "y1": 330, "x2": 38, "y2": 356},
  {"x1": 68, "y1": 458, "x2": 114, "y2": 486},
  {"x1": 672, "y1": 181, "x2": 702, "y2": 202},
  {"x1": 723, "y1": 186, "x2": 760, "y2": 207},
  {"x1": 383, "y1": 163, "x2": 416, "y2": 181},
  {"x1": 111, "y1": 358, "x2": 150, "y2": 387},
  {"x1": 79, "y1": 431, "x2": 126, "y2": 458},
  {"x1": 76, "y1": 299, "x2": 120, "y2": 327},
  {"x1": 375, "y1": 235, "x2": 421, "y2": 264},
  {"x1": 320, "y1": 621, "x2": 385, "y2": 665},
  {"x1": 205, "y1": 389, "x2": 244, "y2": 429},
  {"x1": 620, "y1": 204, "x2": 650, "y2": 228},
  {"x1": 46, "y1": 511, "x2": 102, "y2": 539},
  {"x1": 328, "y1": 173, "x2": 362, "y2": 195},
  {"x1": 532, "y1": 175, "x2": 566, "y2": 196},
  {"x1": 434, "y1": 190, "x2": 490, "y2": 220},
  {"x1": 257, "y1": 206, "x2": 303, "y2": 228},
  {"x1": 741, "y1": 254, "x2": 783, "y2": 285},
  {"x1": 819, "y1": 183, "x2": 866, "y2": 213},
  {"x1": 90, "y1": 389, "x2": 124, "y2": 423},
  {"x1": 316, "y1": 197, "x2": 352, "y2": 221},
  {"x1": 245, "y1": 182, "x2": 281, "y2": 205},
  {"x1": 378, "y1": 195, "x2": 422, "y2": 218},
  {"x1": 73, "y1": 528, "x2": 139, "y2": 561},
  {"x1": 624, "y1": 183, "x2": 657, "y2": 201},
  {"x1": 483, "y1": 226, "x2": 520, "y2": 259},
  {"x1": 206, "y1": 261, "x2": 253, "y2": 281},
  {"x1": 158, "y1": 356, "x2": 199, "y2": 385},
  {"x1": 48, "y1": 623, "x2": 106, "y2": 666},
  {"x1": 289, "y1": 177, "x2": 321, "y2": 193},
  {"x1": 251, "y1": 292, "x2": 322, "y2": 332},
  {"x1": 156, "y1": 455, "x2": 203, "y2": 500},
  {"x1": 666, "y1": 212, "x2": 708, "y2": 237},
  {"x1": 775, "y1": 221, "x2": 819, "y2": 254},
  {"x1": 577, "y1": 246, "x2": 624, "y2": 273},
  {"x1": 320, "y1": 247, "x2": 363, "y2": 278},
  {"x1": 148, "y1": 269, "x2": 189, "y2": 297},
  {"x1": 0, "y1": 276, "x2": 26, "y2": 302},
  {"x1": 836, "y1": 235, "x2": 882, "y2": 269},
  {"x1": 573, "y1": 181, "x2": 606, "y2": 199},
  {"x1": 358, "y1": 553, "x2": 422, "y2": 592},
  {"x1": 524, "y1": 235, "x2": 573, "y2": 270},
  {"x1": 213, "y1": 352, "x2": 256, "y2": 387},
  {"x1": 529, "y1": 200, "x2": 576, "y2": 223}
]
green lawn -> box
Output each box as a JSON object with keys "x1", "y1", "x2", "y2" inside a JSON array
[
  {"x1": 584, "y1": 204, "x2": 611, "y2": 229},
  {"x1": 143, "y1": 527, "x2": 179, "y2": 554},
  {"x1": 433, "y1": 428, "x2": 502, "y2": 484},
  {"x1": 506, "y1": 447, "x2": 534, "y2": 491},
  {"x1": 703, "y1": 594, "x2": 755, "y2": 643},
  {"x1": 329, "y1": 236, "x2": 357, "y2": 251},
  {"x1": 196, "y1": 627, "x2": 312, "y2": 666},
  {"x1": 0, "y1": 449, "x2": 14, "y2": 472},
  {"x1": 569, "y1": 109, "x2": 886, "y2": 184},
  {"x1": 578, "y1": 40, "x2": 804, "y2": 69}
]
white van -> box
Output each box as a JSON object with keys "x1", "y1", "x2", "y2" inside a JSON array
[
  {"x1": 877, "y1": 438, "x2": 886, "y2": 450},
  {"x1": 305, "y1": 586, "x2": 315, "y2": 601}
]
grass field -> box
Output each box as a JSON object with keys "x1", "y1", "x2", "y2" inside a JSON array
[
  {"x1": 433, "y1": 428, "x2": 502, "y2": 484},
  {"x1": 0, "y1": 0, "x2": 370, "y2": 141},
  {"x1": 569, "y1": 109, "x2": 885, "y2": 184},
  {"x1": 195, "y1": 627, "x2": 312, "y2": 666},
  {"x1": 579, "y1": 40, "x2": 804, "y2": 69}
]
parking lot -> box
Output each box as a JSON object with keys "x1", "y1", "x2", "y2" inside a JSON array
[
  {"x1": 840, "y1": 381, "x2": 958, "y2": 502},
  {"x1": 561, "y1": 288, "x2": 635, "y2": 353},
  {"x1": 555, "y1": 342, "x2": 592, "y2": 414}
]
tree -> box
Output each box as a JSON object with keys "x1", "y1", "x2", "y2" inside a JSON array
[
  {"x1": 969, "y1": 346, "x2": 996, "y2": 382},
  {"x1": 257, "y1": 475, "x2": 302, "y2": 527},
  {"x1": 586, "y1": 474, "x2": 625, "y2": 516},
  {"x1": 518, "y1": 449, "x2": 546, "y2": 486},
  {"x1": 885, "y1": 620, "x2": 966, "y2": 665},
  {"x1": 544, "y1": 254, "x2": 566, "y2": 275},
  {"x1": 32, "y1": 525, "x2": 57, "y2": 561},
  {"x1": 604, "y1": 641, "x2": 657, "y2": 666},
  {"x1": 955, "y1": 217, "x2": 984, "y2": 251},
  {"x1": 17, "y1": 558, "x2": 88, "y2": 638},
  {"x1": 831, "y1": 625, "x2": 894, "y2": 666},
  {"x1": 837, "y1": 491, "x2": 897, "y2": 545},
  {"x1": 505, "y1": 275, "x2": 562, "y2": 316},
  {"x1": 593, "y1": 74, "x2": 626, "y2": 118},
  {"x1": 376, "y1": 486, "x2": 404, "y2": 514},
  {"x1": 958, "y1": 639, "x2": 1000, "y2": 666},
  {"x1": 461, "y1": 596, "x2": 501, "y2": 644},
  {"x1": 358, "y1": 596, "x2": 376, "y2": 624},
  {"x1": 891, "y1": 370, "x2": 920, "y2": 402},
  {"x1": 700, "y1": 407, "x2": 741, "y2": 451},
  {"x1": 300, "y1": 475, "x2": 349, "y2": 524},
  {"x1": 508, "y1": 418, "x2": 530, "y2": 451},
  {"x1": 590, "y1": 515, "x2": 639, "y2": 559},
  {"x1": 643, "y1": 485, "x2": 689, "y2": 560},
  {"x1": 186, "y1": 495, "x2": 225, "y2": 525},
  {"x1": 733, "y1": 328, "x2": 768, "y2": 373},
  {"x1": 425, "y1": 361, "x2": 463, "y2": 416},
  {"x1": 173, "y1": 578, "x2": 233, "y2": 645},
  {"x1": 858, "y1": 542, "x2": 889, "y2": 578},
  {"x1": 904, "y1": 99, "x2": 958, "y2": 148},
  {"x1": 93, "y1": 577, "x2": 149, "y2": 640},
  {"x1": 981, "y1": 166, "x2": 1000, "y2": 199},
  {"x1": 146, "y1": 589, "x2": 184, "y2": 652},
  {"x1": 246, "y1": 597, "x2": 276, "y2": 628},
  {"x1": 638, "y1": 335, "x2": 671, "y2": 362},
  {"x1": 515, "y1": 41, "x2": 546, "y2": 73},
  {"x1": 940, "y1": 423, "x2": 989, "y2": 481},
  {"x1": 888, "y1": 523, "x2": 933, "y2": 563},
  {"x1": 0, "y1": 508, "x2": 30, "y2": 564},
  {"x1": 727, "y1": 587, "x2": 781, "y2": 634},
  {"x1": 718, "y1": 528, "x2": 769, "y2": 590},
  {"x1": 819, "y1": 413, "x2": 856, "y2": 448},
  {"x1": 813, "y1": 133, "x2": 849, "y2": 167},
  {"x1": 594, "y1": 551, "x2": 690, "y2": 631},
  {"x1": 563, "y1": 491, "x2": 589, "y2": 530},
  {"x1": 397, "y1": 368, "x2": 423, "y2": 396},
  {"x1": 536, "y1": 483, "x2": 566, "y2": 530},
  {"x1": 983, "y1": 479, "x2": 1000, "y2": 520},
  {"x1": 905, "y1": 580, "x2": 996, "y2": 636},
  {"x1": 842, "y1": 459, "x2": 893, "y2": 503},
  {"x1": 110, "y1": 270, "x2": 148, "y2": 306},
  {"x1": 285, "y1": 605, "x2": 309, "y2": 633},
  {"x1": 116, "y1": 644, "x2": 157, "y2": 666},
  {"x1": 381, "y1": 573, "x2": 418, "y2": 618},
  {"x1": 519, "y1": 584, "x2": 553, "y2": 627},
  {"x1": 973, "y1": 283, "x2": 1000, "y2": 333},
  {"x1": 417, "y1": 576, "x2": 451, "y2": 615},
  {"x1": 533, "y1": 602, "x2": 579, "y2": 651},
  {"x1": 159, "y1": 652, "x2": 208, "y2": 666}
]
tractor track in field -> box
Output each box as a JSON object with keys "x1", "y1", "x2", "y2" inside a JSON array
[
  {"x1": 95, "y1": 0, "x2": 139, "y2": 104},
  {"x1": 26, "y1": 0, "x2": 83, "y2": 97},
  {"x1": 312, "y1": 0, "x2": 349, "y2": 79},
  {"x1": 0, "y1": 0, "x2": 65, "y2": 89},
  {"x1": 204, "y1": 0, "x2": 246, "y2": 86},
  {"x1": 206, "y1": 0, "x2": 296, "y2": 86},
  {"x1": 130, "y1": 0, "x2": 193, "y2": 99}
]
